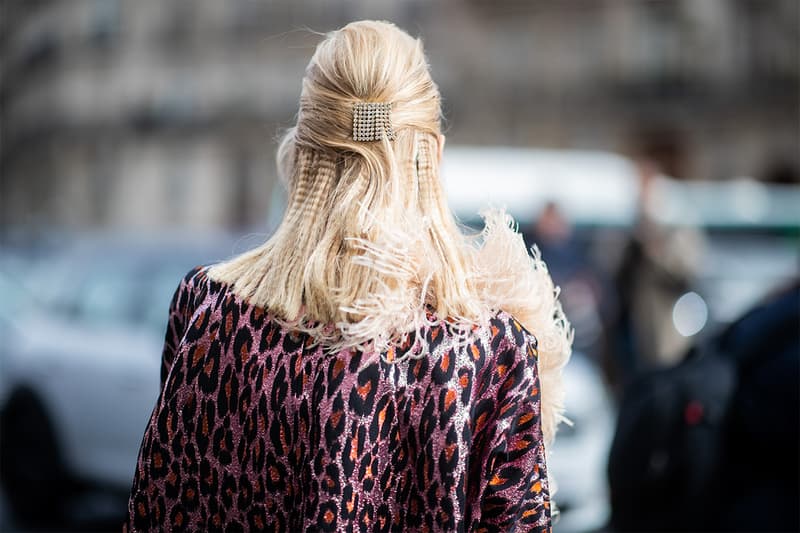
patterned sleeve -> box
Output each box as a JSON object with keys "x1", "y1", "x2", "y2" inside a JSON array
[
  {"x1": 472, "y1": 317, "x2": 551, "y2": 532},
  {"x1": 159, "y1": 266, "x2": 204, "y2": 390}
]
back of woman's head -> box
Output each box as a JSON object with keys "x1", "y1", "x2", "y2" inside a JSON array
[
  {"x1": 213, "y1": 20, "x2": 480, "y2": 348},
  {"x1": 209, "y1": 19, "x2": 572, "y2": 443},
  {"x1": 283, "y1": 20, "x2": 451, "y2": 259}
]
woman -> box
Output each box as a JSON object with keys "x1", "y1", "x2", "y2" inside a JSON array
[{"x1": 126, "y1": 20, "x2": 571, "y2": 532}]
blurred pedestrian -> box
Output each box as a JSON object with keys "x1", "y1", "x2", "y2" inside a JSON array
[
  {"x1": 525, "y1": 201, "x2": 610, "y2": 367},
  {"x1": 607, "y1": 159, "x2": 706, "y2": 394},
  {"x1": 125, "y1": 20, "x2": 572, "y2": 532}
]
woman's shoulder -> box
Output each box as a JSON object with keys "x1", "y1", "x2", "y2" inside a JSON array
[
  {"x1": 172, "y1": 264, "x2": 208, "y2": 295},
  {"x1": 490, "y1": 309, "x2": 539, "y2": 352},
  {"x1": 168, "y1": 264, "x2": 219, "y2": 314},
  {"x1": 181, "y1": 264, "x2": 208, "y2": 286}
]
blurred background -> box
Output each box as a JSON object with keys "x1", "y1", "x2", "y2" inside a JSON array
[{"x1": 1, "y1": 0, "x2": 798, "y2": 531}]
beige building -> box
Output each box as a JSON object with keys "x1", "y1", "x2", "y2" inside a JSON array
[{"x1": 1, "y1": 0, "x2": 797, "y2": 232}]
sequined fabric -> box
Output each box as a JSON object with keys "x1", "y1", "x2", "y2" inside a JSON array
[{"x1": 125, "y1": 266, "x2": 551, "y2": 532}]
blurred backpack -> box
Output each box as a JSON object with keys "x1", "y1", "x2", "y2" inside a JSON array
[
  {"x1": 608, "y1": 284, "x2": 799, "y2": 531},
  {"x1": 607, "y1": 341, "x2": 736, "y2": 531}
]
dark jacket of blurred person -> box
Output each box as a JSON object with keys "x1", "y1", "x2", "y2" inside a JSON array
[
  {"x1": 608, "y1": 282, "x2": 799, "y2": 531},
  {"x1": 708, "y1": 282, "x2": 799, "y2": 531}
]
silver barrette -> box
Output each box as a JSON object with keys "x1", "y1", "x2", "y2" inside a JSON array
[{"x1": 352, "y1": 102, "x2": 396, "y2": 142}]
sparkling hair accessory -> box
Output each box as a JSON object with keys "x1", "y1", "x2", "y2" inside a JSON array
[{"x1": 352, "y1": 102, "x2": 396, "y2": 142}]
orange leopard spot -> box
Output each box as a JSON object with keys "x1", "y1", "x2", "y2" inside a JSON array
[
  {"x1": 444, "y1": 389, "x2": 456, "y2": 410},
  {"x1": 333, "y1": 359, "x2": 345, "y2": 377},
  {"x1": 471, "y1": 344, "x2": 480, "y2": 360},
  {"x1": 192, "y1": 344, "x2": 207, "y2": 366},
  {"x1": 489, "y1": 473, "x2": 506, "y2": 486},
  {"x1": 350, "y1": 435, "x2": 359, "y2": 461},
  {"x1": 357, "y1": 381, "x2": 372, "y2": 399},
  {"x1": 476, "y1": 412, "x2": 489, "y2": 431},
  {"x1": 445, "y1": 443, "x2": 456, "y2": 461},
  {"x1": 514, "y1": 437, "x2": 532, "y2": 450}
]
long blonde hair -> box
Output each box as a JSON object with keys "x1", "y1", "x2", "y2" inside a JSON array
[{"x1": 209, "y1": 20, "x2": 571, "y2": 443}]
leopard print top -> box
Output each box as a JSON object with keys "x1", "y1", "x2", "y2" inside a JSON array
[{"x1": 125, "y1": 266, "x2": 551, "y2": 532}]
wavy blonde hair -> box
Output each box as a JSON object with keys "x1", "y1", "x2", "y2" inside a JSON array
[{"x1": 209, "y1": 20, "x2": 572, "y2": 444}]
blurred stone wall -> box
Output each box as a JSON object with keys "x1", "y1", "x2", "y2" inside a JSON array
[{"x1": 1, "y1": 0, "x2": 797, "y2": 232}]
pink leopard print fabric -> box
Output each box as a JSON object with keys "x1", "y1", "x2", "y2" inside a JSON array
[{"x1": 125, "y1": 265, "x2": 551, "y2": 532}]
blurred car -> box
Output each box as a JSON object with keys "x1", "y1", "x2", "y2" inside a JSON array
[{"x1": 0, "y1": 234, "x2": 235, "y2": 525}]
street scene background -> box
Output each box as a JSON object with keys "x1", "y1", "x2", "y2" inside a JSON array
[{"x1": 1, "y1": 0, "x2": 798, "y2": 531}]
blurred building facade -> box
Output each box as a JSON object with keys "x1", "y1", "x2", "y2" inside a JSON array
[{"x1": 1, "y1": 0, "x2": 798, "y2": 232}]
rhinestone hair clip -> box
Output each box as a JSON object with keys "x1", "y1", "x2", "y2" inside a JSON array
[{"x1": 352, "y1": 102, "x2": 396, "y2": 142}]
